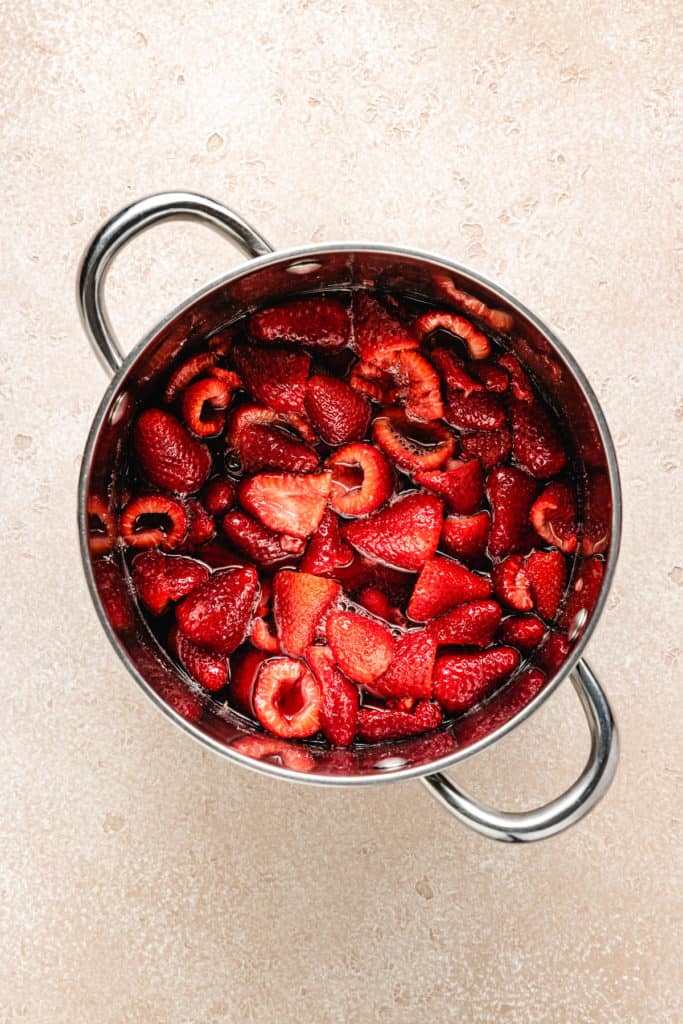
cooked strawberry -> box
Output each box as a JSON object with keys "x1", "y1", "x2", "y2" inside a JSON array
[
  {"x1": 253, "y1": 657, "x2": 322, "y2": 739},
  {"x1": 164, "y1": 352, "x2": 218, "y2": 403},
  {"x1": 348, "y1": 359, "x2": 397, "y2": 403},
  {"x1": 176, "y1": 566, "x2": 258, "y2": 654},
  {"x1": 427, "y1": 600, "x2": 502, "y2": 647},
  {"x1": 306, "y1": 645, "x2": 359, "y2": 746},
  {"x1": 492, "y1": 555, "x2": 533, "y2": 611},
  {"x1": 561, "y1": 557, "x2": 605, "y2": 632},
  {"x1": 487, "y1": 466, "x2": 537, "y2": 558},
  {"x1": 431, "y1": 272, "x2": 514, "y2": 332},
  {"x1": 231, "y1": 733, "x2": 316, "y2": 772},
  {"x1": 232, "y1": 344, "x2": 310, "y2": 415},
  {"x1": 169, "y1": 626, "x2": 229, "y2": 692},
  {"x1": 430, "y1": 348, "x2": 484, "y2": 397},
  {"x1": 249, "y1": 617, "x2": 281, "y2": 653},
  {"x1": 407, "y1": 555, "x2": 492, "y2": 621},
  {"x1": 326, "y1": 443, "x2": 393, "y2": 517},
  {"x1": 300, "y1": 508, "x2": 353, "y2": 575},
  {"x1": 441, "y1": 511, "x2": 490, "y2": 562},
  {"x1": 92, "y1": 558, "x2": 134, "y2": 633},
  {"x1": 396, "y1": 350, "x2": 445, "y2": 420},
  {"x1": 230, "y1": 649, "x2": 266, "y2": 716},
  {"x1": 132, "y1": 550, "x2": 209, "y2": 615},
  {"x1": 433, "y1": 647, "x2": 520, "y2": 713},
  {"x1": 249, "y1": 297, "x2": 350, "y2": 350},
  {"x1": 87, "y1": 495, "x2": 117, "y2": 556},
  {"x1": 255, "y1": 577, "x2": 272, "y2": 618},
  {"x1": 372, "y1": 411, "x2": 456, "y2": 472},
  {"x1": 356, "y1": 586, "x2": 392, "y2": 620},
  {"x1": 154, "y1": 675, "x2": 203, "y2": 723},
  {"x1": 414, "y1": 459, "x2": 484, "y2": 515},
  {"x1": 343, "y1": 492, "x2": 443, "y2": 572},
  {"x1": 222, "y1": 510, "x2": 305, "y2": 568},
  {"x1": 207, "y1": 329, "x2": 233, "y2": 353},
  {"x1": 353, "y1": 292, "x2": 418, "y2": 368},
  {"x1": 460, "y1": 428, "x2": 512, "y2": 469},
  {"x1": 238, "y1": 471, "x2": 331, "y2": 538},
  {"x1": 445, "y1": 392, "x2": 506, "y2": 431},
  {"x1": 180, "y1": 375, "x2": 236, "y2": 437},
  {"x1": 530, "y1": 482, "x2": 577, "y2": 552},
  {"x1": 469, "y1": 360, "x2": 508, "y2": 393},
  {"x1": 356, "y1": 701, "x2": 443, "y2": 742},
  {"x1": 537, "y1": 630, "x2": 572, "y2": 674},
  {"x1": 326, "y1": 610, "x2": 395, "y2": 685},
  {"x1": 133, "y1": 409, "x2": 211, "y2": 494},
  {"x1": 498, "y1": 352, "x2": 533, "y2": 401},
  {"x1": 526, "y1": 550, "x2": 566, "y2": 620},
  {"x1": 185, "y1": 498, "x2": 215, "y2": 546},
  {"x1": 193, "y1": 539, "x2": 247, "y2": 569},
  {"x1": 203, "y1": 478, "x2": 235, "y2": 516},
  {"x1": 273, "y1": 570, "x2": 341, "y2": 656},
  {"x1": 334, "y1": 555, "x2": 415, "y2": 609},
  {"x1": 509, "y1": 399, "x2": 567, "y2": 478},
  {"x1": 226, "y1": 403, "x2": 316, "y2": 449},
  {"x1": 413, "y1": 311, "x2": 491, "y2": 360},
  {"x1": 119, "y1": 494, "x2": 188, "y2": 551},
  {"x1": 500, "y1": 614, "x2": 546, "y2": 650},
  {"x1": 581, "y1": 471, "x2": 612, "y2": 555},
  {"x1": 371, "y1": 630, "x2": 436, "y2": 699},
  {"x1": 304, "y1": 374, "x2": 370, "y2": 445},
  {"x1": 239, "y1": 424, "x2": 319, "y2": 474}
]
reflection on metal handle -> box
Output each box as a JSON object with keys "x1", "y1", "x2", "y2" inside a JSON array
[
  {"x1": 422, "y1": 660, "x2": 618, "y2": 842},
  {"x1": 77, "y1": 191, "x2": 274, "y2": 375}
]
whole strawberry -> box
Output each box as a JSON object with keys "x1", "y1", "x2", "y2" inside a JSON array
[
  {"x1": 176, "y1": 566, "x2": 258, "y2": 654},
  {"x1": 134, "y1": 409, "x2": 211, "y2": 494}
]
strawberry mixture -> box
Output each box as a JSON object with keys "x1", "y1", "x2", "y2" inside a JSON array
[{"x1": 109, "y1": 291, "x2": 608, "y2": 747}]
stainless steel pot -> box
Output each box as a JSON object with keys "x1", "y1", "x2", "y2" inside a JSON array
[{"x1": 77, "y1": 192, "x2": 621, "y2": 842}]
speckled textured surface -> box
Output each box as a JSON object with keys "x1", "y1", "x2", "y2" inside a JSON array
[{"x1": 2, "y1": 1, "x2": 682, "y2": 1021}]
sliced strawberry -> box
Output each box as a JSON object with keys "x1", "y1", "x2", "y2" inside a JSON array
[
  {"x1": 230, "y1": 649, "x2": 266, "y2": 716},
  {"x1": 445, "y1": 392, "x2": 506, "y2": 431},
  {"x1": 300, "y1": 508, "x2": 353, "y2": 575},
  {"x1": 537, "y1": 630, "x2": 572, "y2": 674},
  {"x1": 492, "y1": 555, "x2": 533, "y2": 611},
  {"x1": 273, "y1": 569, "x2": 341, "y2": 656},
  {"x1": 431, "y1": 272, "x2": 514, "y2": 332},
  {"x1": 430, "y1": 347, "x2": 484, "y2": 397},
  {"x1": 509, "y1": 399, "x2": 567, "y2": 478},
  {"x1": 231, "y1": 733, "x2": 316, "y2": 772},
  {"x1": 396, "y1": 350, "x2": 444, "y2": 420},
  {"x1": 304, "y1": 374, "x2": 370, "y2": 445},
  {"x1": 169, "y1": 626, "x2": 229, "y2": 692},
  {"x1": 255, "y1": 577, "x2": 272, "y2": 618},
  {"x1": 561, "y1": 557, "x2": 605, "y2": 632},
  {"x1": 427, "y1": 600, "x2": 502, "y2": 647},
  {"x1": 354, "y1": 292, "x2": 418, "y2": 368},
  {"x1": 119, "y1": 494, "x2": 188, "y2": 551},
  {"x1": 334, "y1": 555, "x2": 415, "y2": 609},
  {"x1": 250, "y1": 617, "x2": 281, "y2": 653},
  {"x1": 185, "y1": 498, "x2": 215, "y2": 546},
  {"x1": 469, "y1": 360, "x2": 508, "y2": 392},
  {"x1": 414, "y1": 458, "x2": 484, "y2": 515},
  {"x1": 222, "y1": 510, "x2": 305, "y2": 568},
  {"x1": 356, "y1": 701, "x2": 443, "y2": 742},
  {"x1": 581, "y1": 471, "x2": 612, "y2": 555},
  {"x1": 487, "y1": 466, "x2": 537, "y2": 558},
  {"x1": 407, "y1": 555, "x2": 492, "y2": 621},
  {"x1": 326, "y1": 610, "x2": 395, "y2": 686},
  {"x1": 343, "y1": 492, "x2": 443, "y2": 572},
  {"x1": 441, "y1": 511, "x2": 490, "y2": 562},
  {"x1": 326, "y1": 443, "x2": 393, "y2": 517},
  {"x1": 249, "y1": 297, "x2": 350, "y2": 351},
  {"x1": 253, "y1": 657, "x2": 322, "y2": 739},
  {"x1": 433, "y1": 647, "x2": 520, "y2": 713},
  {"x1": 87, "y1": 495, "x2": 117, "y2": 555},
  {"x1": 193, "y1": 539, "x2": 248, "y2": 569},
  {"x1": 239, "y1": 424, "x2": 319, "y2": 474},
  {"x1": 176, "y1": 566, "x2": 258, "y2": 654},
  {"x1": 232, "y1": 344, "x2": 310, "y2": 415},
  {"x1": 348, "y1": 359, "x2": 396, "y2": 403},
  {"x1": 372, "y1": 411, "x2": 456, "y2": 473},
  {"x1": 413, "y1": 311, "x2": 491, "y2": 360},
  {"x1": 180, "y1": 376, "x2": 236, "y2": 437},
  {"x1": 526, "y1": 550, "x2": 566, "y2": 620},
  {"x1": 500, "y1": 614, "x2": 546, "y2": 650},
  {"x1": 226, "y1": 403, "x2": 316, "y2": 449},
  {"x1": 133, "y1": 409, "x2": 211, "y2": 494},
  {"x1": 460, "y1": 428, "x2": 512, "y2": 470},
  {"x1": 356, "y1": 586, "x2": 392, "y2": 620},
  {"x1": 203, "y1": 478, "x2": 235, "y2": 516},
  {"x1": 132, "y1": 550, "x2": 209, "y2": 615},
  {"x1": 530, "y1": 482, "x2": 578, "y2": 553},
  {"x1": 306, "y1": 645, "x2": 359, "y2": 746},
  {"x1": 498, "y1": 352, "x2": 533, "y2": 401},
  {"x1": 164, "y1": 352, "x2": 218, "y2": 403},
  {"x1": 371, "y1": 630, "x2": 436, "y2": 699},
  {"x1": 238, "y1": 471, "x2": 331, "y2": 539},
  {"x1": 92, "y1": 558, "x2": 134, "y2": 633}
]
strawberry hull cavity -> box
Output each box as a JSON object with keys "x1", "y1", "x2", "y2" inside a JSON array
[{"x1": 117, "y1": 288, "x2": 597, "y2": 747}]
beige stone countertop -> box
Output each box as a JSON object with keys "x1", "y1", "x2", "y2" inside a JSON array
[{"x1": 2, "y1": 1, "x2": 681, "y2": 1021}]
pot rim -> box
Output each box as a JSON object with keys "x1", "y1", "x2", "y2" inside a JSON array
[{"x1": 78, "y1": 240, "x2": 622, "y2": 787}]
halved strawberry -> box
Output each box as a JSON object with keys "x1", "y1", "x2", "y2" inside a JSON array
[
  {"x1": 469, "y1": 360, "x2": 508, "y2": 392},
  {"x1": 164, "y1": 352, "x2": 218, "y2": 403},
  {"x1": 273, "y1": 569, "x2": 341, "y2": 656},
  {"x1": 430, "y1": 348, "x2": 484, "y2": 397},
  {"x1": 300, "y1": 508, "x2": 354, "y2": 575},
  {"x1": 492, "y1": 555, "x2": 533, "y2": 611},
  {"x1": 526, "y1": 550, "x2": 566, "y2": 620},
  {"x1": 239, "y1": 424, "x2": 319, "y2": 474},
  {"x1": 414, "y1": 459, "x2": 484, "y2": 515},
  {"x1": 581, "y1": 471, "x2": 611, "y2": 555},
  {"x1": 445, "y1": 392, "x2": 506, "y2": 431},
  {"x1": 133, "y1": 409, "x2": 211, "y2": 494},
  {"x1": 343, "y1": 492, "x2": 443, "y2": 572},
  {"x1": 530, "y1": 482, "x2": 578, "y2": 553},
  {"x1": 561, "y1": 557, "x2": 605, "y2": 632},
  {"x1": 500, "y1": 614, "x2": 546, "y2": 650},
  {"x1": 222, "y1": 510, "x2": 305, "y2": 568},
  {"x1": 356, "y1": 701, "x2": 443, "y2": 742},
  {"x1": 180, "y1": 375, "x2": 237, "y2": 437},
  {"x1": 193, "y1": 539, "x2": 247, "y2": 569},
  {"x1": 230, "y1": 649, "x2": 266, "y2": 716},
  {"x1": 304, "y1": 374, "x2": 370, "y2": 445},
  {"x1": 253, "y1": 657, "x2": 322, "y2": 739},
  {"x1": 354, "y1": 292, "x2": 418, "y2": 368},
  {"x1": 238, "y1": 471, "x2": 331, "y2": 538},
  {"x1": 431, "y1": 272, "x2": 514, "y2": 332},
  {"x1": 120, "y1": 494, "x2": 188, "y2": 551},
  {"x1": 371, "y1": 630, "x2": 436, "y2": 699},
  {"x1": 226, "y1": 403, "x2": 316, "y2": 449},
  {"x1": 498, "y1": 352, "x2": 533, "y2": 401},
  {"x1": 356, "y1": 586, "x2": 392, "y2": 621},
  {"x1": 433, "y1": 647, "x2": 520, "y2": 713},
  {"x1": 413, "y1": 311, "x2": 491, "y2": 360},
  {"x1": 334, "y1": 555, "x2": 415, "y2": 611},
  {"x1": 231, "y1": 733, "x2": 316, "y2": 772},
  {"x1": 87, "y1": 495, "x2": 116, "y2": 556},
  {"x1": 176, "y1": 566, "x2": 258, "y2": 654},
  {"x1": 92, "y1": 558, "x2": 134, "y2": 633},
  {"x1": 132, "y1": 550, "x2": 209, "y2": 615},
  {"x1": 396, "y1": 350, "x2": 444, "y2": 421},
  {"x1": 306, "y1": 645, "x2": 359, "y2": 746},
  {"x1": 250, "y1": 616, "x2": 281, "y2": 653},
  {"x1": 487, "y1": 466, "x2": 537, "y2": 558},
  {"x1": 326, "y1": 610, "x2": 395, "y2": 686},
  {"x1": 232, "y1": 344, "x2": 310, "y2": 415},
  {"x1": 326, "y1": 442, "x2": 393, "y2": 517},
  {"x1": 184, "y1": 498, "x2": 215, "y2": 546},
  {"x1": 169, "y1": 626, "x2": 229, "y2": 692},
  {"x1": 249, "y1": 297, "x2": 350, "y2": 351},
  {"x1": 509, "y1": 399, "x2": 567, "y2": 478},
  {"x1": 407, "y1": 555, "x2": 492, "y2": 621},
  {"x1": 372, "y1": 411, "x2": 456, "y2": 473},
  {"x1": 537, "y1": 630, "x2": 572, "y2": 674},
  {"x1": 427, "y1": 600, "x2": 502, "y2": 647},
  {"x1": 441, "y1": 511, "x2": 490, "y2": 562},
  {"x1": 460, "y1": 428, "x2": 512, "y2": 470},
  {"x1": 203, "y1": 478, "x2": 235, "y2": 516}
]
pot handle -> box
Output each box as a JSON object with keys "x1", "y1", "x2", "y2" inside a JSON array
[
  {"x1": 421, "y1": 659, "x2": 618, "y2": 842},
  {"x1": 77, "y1": 191, "x2": 274, "y2": 375}
]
